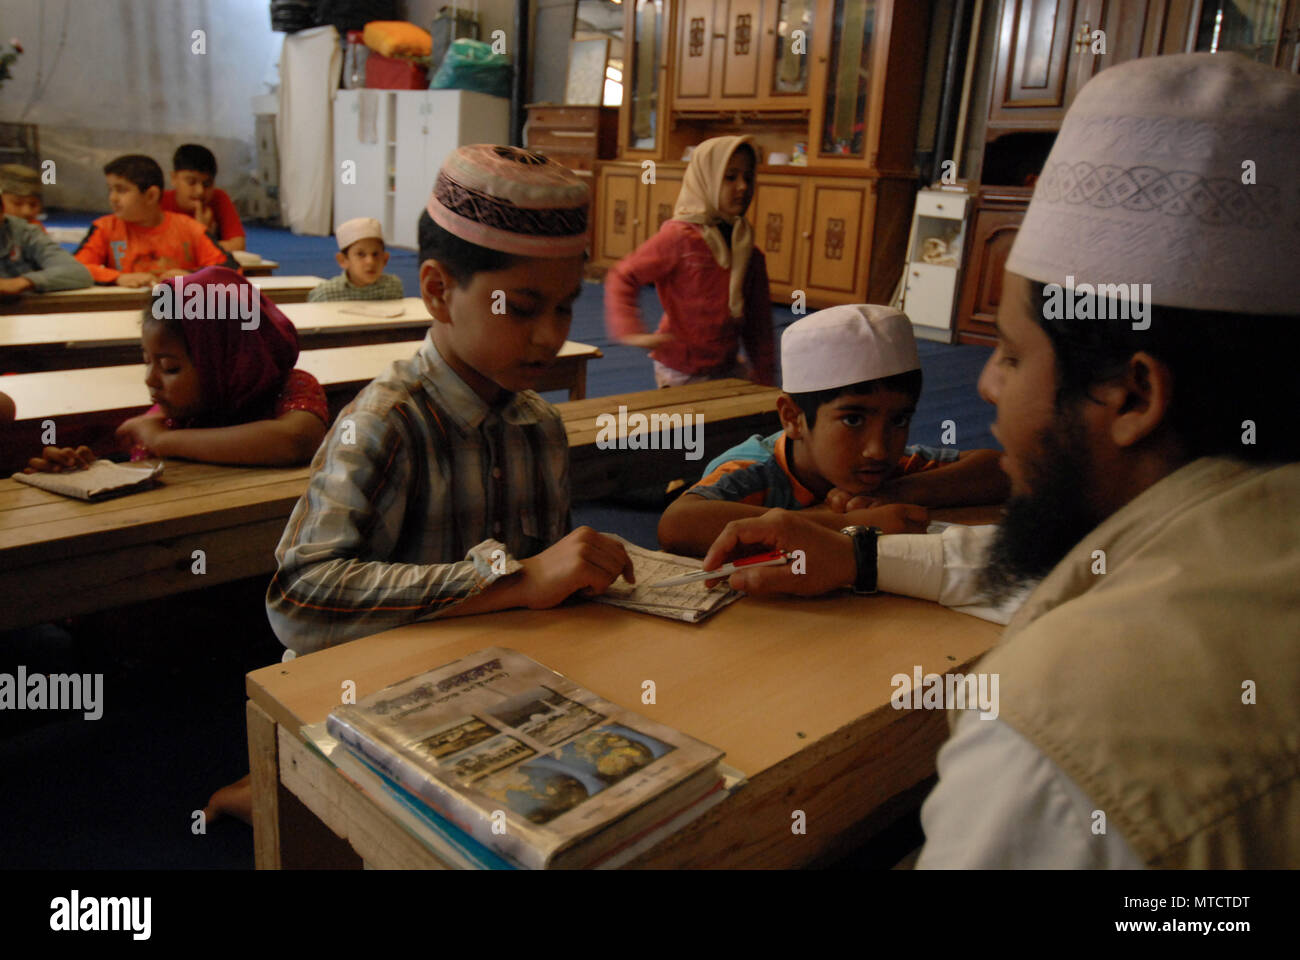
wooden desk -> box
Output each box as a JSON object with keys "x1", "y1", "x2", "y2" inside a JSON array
[
  {"x1": 0, "y1": 380, "x2": 841, "y2": 631},
  {"x1": 0, "y1": 338, "x2": 605, "y2": 471},
  {"x1": 0, "y1": 298, "x2": 435, "y2": 372},
  {"x1": 245, "y1": 586, "x2": 1003, "y2": 868},
  {"x1": 0, "y1": 275, "x2": 325, "y2": 314},
  {"x1": 240, "y1": 259, "x2": 279, "y2": 277}
]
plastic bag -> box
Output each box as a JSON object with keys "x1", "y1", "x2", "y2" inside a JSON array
[{"x1": 429, "y1": 39, "x2": 511, "y2": 99}]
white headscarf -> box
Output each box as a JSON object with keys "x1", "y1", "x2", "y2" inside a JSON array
[{"x1": 672, "y1": 135, "x2": 756, "y2": 318}]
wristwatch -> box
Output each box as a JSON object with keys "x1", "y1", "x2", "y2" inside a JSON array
[{"x1": 839, "y1": 525, "x2": 882, "y2": 595}]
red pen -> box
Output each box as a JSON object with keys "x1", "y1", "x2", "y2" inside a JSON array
[{"x1": 647, "y1": 550, "x2": 788, "y2": 588}]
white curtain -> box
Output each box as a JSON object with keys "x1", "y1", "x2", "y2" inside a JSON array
[{"x1": 278, "y1": 25, "x2": 341, "y2": 236}]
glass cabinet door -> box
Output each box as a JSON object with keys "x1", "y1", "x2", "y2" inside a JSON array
[
  {"x1": 770, "y1": 0, "x2": 814, "y2": 96},
  {"x1": 628, "y1": 0, "x2": 665, "y2": 151},
  {"x1": 820, "y1": 0, "x2": 877, "y2": 157},
  {"x1": 1194, "y1": 0, "x2": 1283, "y2": 63}
]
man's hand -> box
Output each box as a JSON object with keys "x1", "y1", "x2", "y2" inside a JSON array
[
  {"x1": 0, "y1": 276, "x2": 35, "y2": 297},
  {"x1": 115, "y1": 414, "x2": 170, "y2": 454},
  {"x1": 515, "y1": 526, "x2": 636, "y2": 609},
  {"x1": 24, "y1": 445, "x2": 96, "y2": 473},
  {"x1": 116, "y1": 272, "x2": 157, "y2": 287},
  {"x1": 701, "y1": 508, "x2": 857, "y2": 597}
]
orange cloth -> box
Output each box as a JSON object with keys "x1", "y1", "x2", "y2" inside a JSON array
[{"x1": 73, "y1": 211, "x2": 234, "y2": 283}]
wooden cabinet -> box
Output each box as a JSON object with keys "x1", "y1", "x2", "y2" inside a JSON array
[
  {"x1": 987, "y1": 0, "x2": 1083, "y2": 129},
  {"x1": 802, "y1": 177, "x2": 873, "y2": 299},
  {"x1": 748, "y1": 175, "x2": 803, "y2": 287},
  {"x1": 955, "y1": 190, "x2": 1028, "y2": 345},
  {"x1": 594, "y1": 162, "x2": 684, "y2": 263},
  {"x1": 674, "y1": 0, "x2": 814, "y2": 111}
]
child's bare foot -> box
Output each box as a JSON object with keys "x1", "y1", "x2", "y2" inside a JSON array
[{"x1": 204, "y1": 773, "x2": 252, "y2": 826}]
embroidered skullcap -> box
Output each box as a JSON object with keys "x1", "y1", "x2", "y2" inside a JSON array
[
  {"x1": 782, "y1": 305, "x2": 919, "y2": 394},
  {"x1": 0, "y1": 163, "x2": 41, "y2": 196},
  {"x1": 336, "y1": 216, "x2": 384, "y2": 251},
  {"x1": 1006, "y1": 53, "x2": 1300, "y2": 315},
  {"x1": 427, "y1": 144, "x2": 591, "y2": 258}
]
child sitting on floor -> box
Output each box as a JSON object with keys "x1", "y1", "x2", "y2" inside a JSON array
[
  {"x1": 25, "y1": 266, "x2": 328, "y2": 472},
  {"x1": 74, "y1": 154, "x2": 237, "y2": 287},
  {"x1": 604, "y1": 135, "x2": 775, "y2": 387},
  {"x1": 307, "y1": 216, "x2": 404, "y2": 302},
  {"x1": 658, "y1": 305, "x2": 1010, "y2": 556}
]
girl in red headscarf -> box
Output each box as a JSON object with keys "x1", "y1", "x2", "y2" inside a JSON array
[{"x1": 24, "y1": 267, "x2": 328, "y2": 471}]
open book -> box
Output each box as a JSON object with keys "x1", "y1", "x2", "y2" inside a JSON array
[
  {"x1": 11, "y1": 460, "x2": 164, "y2": 502},
  {"x1": 593, "y1": 535, "x2": 742, "y2": 623}
]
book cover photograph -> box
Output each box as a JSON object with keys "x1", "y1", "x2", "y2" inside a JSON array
[{"x1": 325, "y1": 647, "x2": 724, "y2": 868}]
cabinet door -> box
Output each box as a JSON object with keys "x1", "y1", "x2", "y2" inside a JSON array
[
  {"x1": 644, "y1": 172, "x2": 684, "y2": 242},
  {"x1": 955, "y1": 206, "x2": 1023, "y2": 344},
  {"x1": 749, "y1": 178, "x2": 802, "y2": 288},
  {"x1": 721, "y1": 0, "x2": 765, "y2": 99},
  {"x1": 392, "y1": 92, "x2": 431, "y2": 251},
  {"x1": 676, "y1": 0, "x2": 719, "y2": 101},
  {"x1": 333, "y1": 90, "x2": 390, "y2": 232},
  {"x1": 988, "y1": 0, "x2": 1080, "y2": 128},
  {"x1": 598, "y1": 167, "x2": 643, "y2": 262},
  {"x1": 810, "y1": 0, "x2": 879, "y2": 161},
  {"x1": 802, "y1": 178, "x2": 872, "y2": 299},
  {"x1": 760, "y1": 0, "x2": 814, "y2": 103},
  {"x1": 1282, "y1": 0, "x2": 1300, "y2": 72}
]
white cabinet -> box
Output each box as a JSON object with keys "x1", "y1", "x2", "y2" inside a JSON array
[
  {"x1": 900, "y1": 189, "x2": 970, "y2": 343},
  {"x1": 392, "y1": 90, "x2": 511, "y2": 250},
  {"x1": 333, "y1": 89, "x2": 510, "y2": 250}
]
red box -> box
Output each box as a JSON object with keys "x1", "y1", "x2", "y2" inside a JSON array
[{"x1": 365, "y1": 52, "x2": 427, "y2": 90}]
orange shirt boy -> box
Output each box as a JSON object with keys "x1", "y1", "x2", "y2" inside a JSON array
[{"x1": 74, "y1": 154, "x2": 235, "y2": 286}]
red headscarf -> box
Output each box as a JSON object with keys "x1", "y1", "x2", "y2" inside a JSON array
[{"x1": 153, "y1": 266, "x2": 300, "y2": 428}]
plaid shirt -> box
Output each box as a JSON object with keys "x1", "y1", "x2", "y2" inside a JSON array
[
  {"x1": 306, "y1": 272, "x2": 404, "y2": 302},
  {"x1": 266, "y1": 332, "x2": 571, "y2": 653}
]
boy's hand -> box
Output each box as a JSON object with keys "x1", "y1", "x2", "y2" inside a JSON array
[
  {"x1": 515, "y1": 526, "x2": 635, "y2": 609},
  {"x1": 157, "y1": 268, "x2": 187, "y2": 280},
  {"x1": 0, "y1": 276, "x2": 35, "y2": 297},
  {"x1": 116, "y1": 272, "x2": 157, "y2": 287},
  {"x1": 192, "y1": 199, "x2": 215, "y2": 231},
  {"x1": 24, "y1": 445, "x2": 96, "y2": 473},
  {"x1": 115, "y1": 415, "x2": 170, "y2": 454},
  {"x1": 824, "y1": 486, "x2": 900, "y2": 512},
  {"x1": 702, "y1": 509, "x2": 856, "y2": 597}
]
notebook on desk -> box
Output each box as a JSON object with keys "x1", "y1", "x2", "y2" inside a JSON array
[
  {"x1": 594, "y1": 535, "x2": 742, "y2": 623},
  {"x1": 11, "y1": 459, "x2": 163, "y2": 501}
]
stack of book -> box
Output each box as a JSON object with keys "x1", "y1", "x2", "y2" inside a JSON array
[{"x1": 302, "y1": 647, "x2": 737, "y2": 869}]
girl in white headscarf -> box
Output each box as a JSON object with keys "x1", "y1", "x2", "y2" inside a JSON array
[{"x1": 604, "y1": 136, "x2": 775, "y2": 387}]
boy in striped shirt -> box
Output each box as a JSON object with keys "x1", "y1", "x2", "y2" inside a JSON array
[{"x1": 267, "y1": 146, "x2": 633, "y2": 653}]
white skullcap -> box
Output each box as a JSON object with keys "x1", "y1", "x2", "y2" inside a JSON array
[
  {"x1": 782, "y1": 305, "x2": 919, "y2": 393},
  {"x1": 1006, "y1": 53, "x2": 1300, "y2": 315},
  {"x1": 336, "y1": 217, "x2": 384, "y2": 251}
]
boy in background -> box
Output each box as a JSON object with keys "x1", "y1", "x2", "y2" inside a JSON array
[
  {"x1": 0, "y1": 164, "x2": 46, "y2": 229},
  {"x1": 658, "y1": 305, "x2": 1009, "y2": 556},
  {"x1": 0, "y1": 211, "x2": 93, "y2": 297},
  {"x1": 162, "y1": 144, "x2": 246, "y2": 252},
  {"x1": 75, "y1": 154, "x2": 236, "y2": 286},
  {"x1": 268, "y1": 145, "x2": 632, "y2": 653},
  {"x1": 307, "y1": 216, "x2": 404, "y2": 301}
]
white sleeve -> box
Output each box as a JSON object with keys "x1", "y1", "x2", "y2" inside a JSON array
[
  {"x1": 877, "y1": 525, "x2": 1026, "y2": 624},
  {"x1": 915, "y1": 711, "x2": 1146, "y2": 869}
]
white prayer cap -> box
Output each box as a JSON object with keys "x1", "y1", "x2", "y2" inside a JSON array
[
  {"x1": 336, "y1": 217, "x2": 384, "y2": 251},
  {"x1": 1006, "y1": 53, "x2": 1300, "y2": 315},
  {"x1": 781, "y1": 305, "x2": 919, "y2": 393}
]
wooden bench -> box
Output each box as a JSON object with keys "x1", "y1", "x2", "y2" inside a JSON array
[
  {"x1": 0, "y1": 380, "x2": 784, "y2": 631},
  {"x1": 239, "y1": 259, "x2": 279, "y2": 277},
  {"x1": 1, "y1": 298, "x2": 436, "y2": 372},
  {"x1": 0, "y1": 338, "x2": 607, "y2": 474},
  {"x1": 0, "y1": 275, "x2": 326, "y2": 314}
]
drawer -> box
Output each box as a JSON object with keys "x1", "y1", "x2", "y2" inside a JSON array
[
  {"x1": 527, "y1": 106, "x2": 604, "y2": 127},
  {"x1": 914, "y1": 191, "x2": 968, "y2": 220},
  {"x1": 527, "y1": 127, "x2": 599, "y2": 150},
  {"x1": 902, "y1": 262, "x2": 959, "y2": 331},
  {"x1": 533, "y1": 150, "x2": 596, "y2": 173}
]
